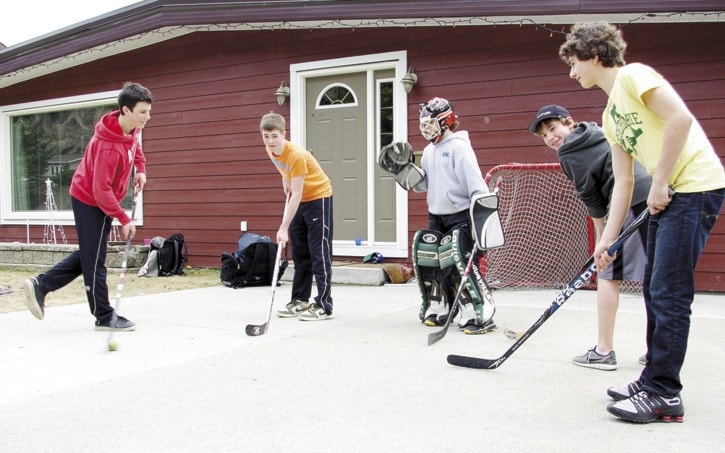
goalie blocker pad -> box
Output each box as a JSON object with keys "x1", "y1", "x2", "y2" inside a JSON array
[
  {"x1": 470, "y1": 192, "x2": 505, "y2": 251},
  {"x1": 413, "y1": 229, "x2": 445, "y2": 321},
  {"x1": 395, "y1": 163, "x2": 425, "y2": 191}
]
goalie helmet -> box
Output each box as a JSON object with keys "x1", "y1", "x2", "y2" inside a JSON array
[{"x1": 419, "y1": 97, "x2": 457, "y2": 144}]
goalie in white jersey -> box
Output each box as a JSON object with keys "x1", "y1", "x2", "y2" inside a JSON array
[{"x1": 380, "y1": 97, "x2": 497, "y2": 334}]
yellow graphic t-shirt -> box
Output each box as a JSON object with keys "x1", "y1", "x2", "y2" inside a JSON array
[
  {"x1": 603, "y1": 63, "x2": 725, "y2": 192},
  {"x1": 266, "y1": 141, "x2": 332, "y2": 202}
]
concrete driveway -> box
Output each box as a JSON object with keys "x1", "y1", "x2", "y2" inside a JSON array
[{"x1": 1, "y1": 282, "x2": 723, "y2": 452}]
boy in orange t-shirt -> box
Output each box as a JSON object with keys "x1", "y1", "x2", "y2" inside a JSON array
[{"x1": 260, "y1": 113, "x2": 334, "y2": 320}]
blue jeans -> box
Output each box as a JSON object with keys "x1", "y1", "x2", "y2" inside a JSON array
[{"x1": 640, "y1": 188, "x2": 724, "y2": 397}]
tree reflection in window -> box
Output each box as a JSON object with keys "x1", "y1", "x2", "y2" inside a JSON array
[
  {"x1": 318, "y1": 85, "x2": 356, "y2": 107},
  {"x1": 10, "y1": 104, "x2": 114, "y2": 211}
]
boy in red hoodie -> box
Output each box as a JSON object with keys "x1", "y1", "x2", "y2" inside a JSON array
[{"x1": 23, "y1": 82, "x2": 154, "y2": 331}]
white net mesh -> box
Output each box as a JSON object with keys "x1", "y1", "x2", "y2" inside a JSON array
[{"x1": 481, "y1": 163, "x2": 641, "y2": 293}]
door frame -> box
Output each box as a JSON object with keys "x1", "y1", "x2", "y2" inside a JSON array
[{"x1": 289, "y1": 51, "x2": 410, "y2": 258}]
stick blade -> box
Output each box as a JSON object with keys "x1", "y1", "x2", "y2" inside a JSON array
[
  {"x1": 447, "y1": 354, "x2": 501, "y2": 369},
  {"x1": 427, "y1": 326, "x2": 449, "y2": 346},
  {"x1": 245, "y1": 323, "x2": 268, "y2": 337}
]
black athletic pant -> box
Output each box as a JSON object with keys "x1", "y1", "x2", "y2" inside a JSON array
[
  {"x1": 37, "y1": 197, "x2": 115, "y2": 324},
  {"x1": 289, "y1": 196, "x2": 333, "y2": 314}
]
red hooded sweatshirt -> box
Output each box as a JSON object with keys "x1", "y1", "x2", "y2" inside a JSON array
[{"x1": 69, "y1": 110, "x2": 146, "y2": 225}]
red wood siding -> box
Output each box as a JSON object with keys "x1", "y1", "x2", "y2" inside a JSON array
[{"x1": 1, "y1": 23, "x2": 723, "y2": 290}]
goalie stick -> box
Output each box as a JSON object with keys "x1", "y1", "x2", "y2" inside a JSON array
[
  {"x1": 447, "y1": 207, "x2": 650, "y2": 369},
  {"x1": 427, "y1": 177, "x2": 503, "y2": 345},
  {"x1": 427, "y1": 246, "x2": 477, "y2": 345},
  {"x1": 245, "y1": 196, "x2": 289, "y2": 337}
]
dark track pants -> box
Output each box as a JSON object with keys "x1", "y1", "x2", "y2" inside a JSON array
[
  {"x1": 37, "y1": 197, "x2": 116, "y2": 324},
  {"x1": 289, "y1": 196, "x2": 333, "y2": 314}
]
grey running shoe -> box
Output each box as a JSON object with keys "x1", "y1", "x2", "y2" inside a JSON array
[
  {"x1": 607, "y1": 379, "x2": 644, "y2": 401},
  {"x1": 23, "y1": 277, "x2": 45, "y2": 320},
  {"x1": 607, "y1": 391, "x2": 684, "y2": 423},
  {"x1": 573, "y1": 346, "x2": 618, "y2": 371},
  {"x1": 298, "y1": 303, "x2": 333, "y2": 321},
  {"x1": 276, "y1": 300, "x2": 310, "y2": 318},
  {"x1": 638, "y1": 354, "x2": 647, "y2": 366},
  {"x1": 95, "y1": 315, "x2": 136, "y2": 331}
]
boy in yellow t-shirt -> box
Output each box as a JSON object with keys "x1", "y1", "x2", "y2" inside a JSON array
[
  {"x1": 560, "y1": 21, "x2": 725, "y2": 424},
  {"x1": 260, "y1": 113, "x2": 334, "y2": 321}
]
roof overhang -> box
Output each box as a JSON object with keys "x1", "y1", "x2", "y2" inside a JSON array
[{"x1": 0, "y1": 0, "x2": 723, "y2": 89}]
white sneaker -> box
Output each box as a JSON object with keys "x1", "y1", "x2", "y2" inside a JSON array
[
  {"x1": 276, "y1": 300, "x2": 309, "y2": 318},
  {"x1": 298, "y1": 303, "x2": 333, "y2": 321}
]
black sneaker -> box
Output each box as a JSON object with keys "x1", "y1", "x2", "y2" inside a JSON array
[
  {"x1": 22, "y1": 277, "x2": 45, "y2": 320},
  {"x1": 607, "y1": 379, "x2": 644, "y2": 401},
  {"x1": 463, "y1": 319, "x2": 497, "y2": 335},
  {"x1": 95, "y1": 315, "x2": 136, "y2": 331},
  {"x1": 607, "y1": 390, "x2": 684, "y2": 423}
]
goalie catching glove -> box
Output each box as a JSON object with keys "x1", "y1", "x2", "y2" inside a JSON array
[
  {"x1": 378, "y1": 141, "x2": 414, "y2": 173},
  {"x1": 378, "y1": 141, "x2": 426, "y2": 190}
]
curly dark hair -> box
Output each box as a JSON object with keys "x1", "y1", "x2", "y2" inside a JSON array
[{"x1": 559, "y1": 22, "x2": 627, "y2": 68}]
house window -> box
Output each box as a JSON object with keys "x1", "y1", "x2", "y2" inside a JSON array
[
  {"x1": 10, "y1": 106, "x2": 111, "y2": 212},
  {"x1": 1, "y1": 91, "x2": 127, "y2": 225},
  {"x1": 316, "y1": 83, "x2": 358, "y2": 108},
  {"x1": 378, "y1": 80, "x2": 394, "y2": 147}
]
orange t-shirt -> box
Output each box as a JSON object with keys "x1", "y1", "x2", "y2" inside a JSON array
[{"x1": 267, "y1": 141, "x2": 332, "y2": 202}]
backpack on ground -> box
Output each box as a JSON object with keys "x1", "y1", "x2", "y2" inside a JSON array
[
  {"x1": 220, "y1": 232, "x2": 287, "y2": 288},
  {"x1": 152, "y1": 233, "x2": 188, "y2": 276}
]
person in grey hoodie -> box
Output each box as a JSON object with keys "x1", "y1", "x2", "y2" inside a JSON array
[
  {"x1": 529, "y1": 104, "x2": 651, "y2": 370},
  {"x1": 411, "y1": 97, "x2": 496, "y2": 334}
]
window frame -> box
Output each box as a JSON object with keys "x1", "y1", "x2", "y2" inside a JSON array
[
  {"x1": 0, "y1": 90, "x2": 143, "y2": 226},
  {"x1": 314, "y1": 83, "x2": 358, "y2": 109}
]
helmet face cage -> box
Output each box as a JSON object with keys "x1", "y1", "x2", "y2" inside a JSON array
[{"x1": 419, "y1": 97, "x2": 456, "y2": 144}]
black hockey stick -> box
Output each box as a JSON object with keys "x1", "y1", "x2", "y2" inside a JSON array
[
  {"x1": 428, "y1": 177, "x2": 503, "y2": 346},
  {"x1": 107, "y1": 188, "x2": 139, "y2": 351},
  {"x1": 245, "y1": 196, "x2": 289, "y2": 337},
  {"x1": 447, "y1": 208, "x2": 650, "y2": 369}
]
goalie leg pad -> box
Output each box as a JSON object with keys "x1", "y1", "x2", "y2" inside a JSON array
[
  {"x1": 413, "y1": 230, "x2": 445, "y2": 321},
  {"x1": 450, "y1": 228, "x2": 496, "y2": 325}
]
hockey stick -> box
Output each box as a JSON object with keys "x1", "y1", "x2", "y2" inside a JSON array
[
  {"x1": 428, "y1": 177, "x2": 503, "y2": 346},
  {"x1": 245, "y1": 195, "x2": 289, "y2": 337},
  {"x1": 427, "y1": 247, "x2": 477, "y2": 345},
  {"x1": 107, "y1": 188, "x2": 139, "y2": 351},
  {"x1": 447, "y1": 207, "x2": 650, "y2": 369}
]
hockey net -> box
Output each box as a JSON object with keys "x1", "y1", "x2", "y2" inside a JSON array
[{"x1": 482, "y1": 163, "x2": 641, "y2": 293}]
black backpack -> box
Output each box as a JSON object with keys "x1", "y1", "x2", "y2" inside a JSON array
[
  {"x1": 220, "y1": 233, "x2": 286, "y2": 288},
  {"x1": 153, "y1": 233, "x2": 188, "y2": 276}
]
